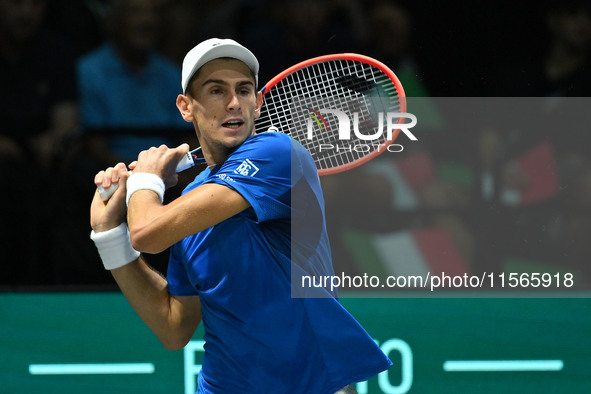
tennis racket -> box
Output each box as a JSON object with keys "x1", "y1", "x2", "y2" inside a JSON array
[{"x1": 97, "y1": 53, "x2": 407, "y2": 200}]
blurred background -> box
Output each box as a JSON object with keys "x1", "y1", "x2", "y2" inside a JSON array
[
  {"x1": 2, "y1": 1, "x2": 591, "y2": 393},
  {"x1": 1, "y1": 0, "x2": 590, "y2": 289}
]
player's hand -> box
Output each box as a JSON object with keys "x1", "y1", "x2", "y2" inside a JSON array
[
  {"x1": 130, "y1": 144, "x2": 190, "y2": 189},
  {"x1": 90, "y1": 162, "x2": 130, "y2": 232}
]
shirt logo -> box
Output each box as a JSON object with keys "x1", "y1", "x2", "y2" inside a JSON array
[
  {"x1": 215, "y1": 173, "x2": 235, "y2": 182},
  {"x1": 234, "y1": 159, "x2": 259, "y2": 176}
]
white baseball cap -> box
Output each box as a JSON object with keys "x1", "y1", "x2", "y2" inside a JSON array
[{"x1": 181, "y1": 38, "x2": 259, "y2": 94}]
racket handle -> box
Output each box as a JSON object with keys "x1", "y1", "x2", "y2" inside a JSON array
[
  {"x1": 176, "y1": 150, "x2": 196, "y2": 172},
  {"x1": 98, "y1": 182, "x2": 120, "y2": 201},
  {"x1": 97, "y1": 148, "x2": 200, "y2": 201}
]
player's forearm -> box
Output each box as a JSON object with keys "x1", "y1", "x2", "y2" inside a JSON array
[
  {"x1": 127, "y1": 190, "x2": 172, "y2": 253},
  {"x1": 128, "y1": 183, "x2": 252, "y2": 254},
  {"x1": 110, "y1": 257, "x2": 197, "y2": 350}
]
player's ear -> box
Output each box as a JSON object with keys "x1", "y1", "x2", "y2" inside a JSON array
[
  {"x1": 176, "y1": 94, "x2": 194, "y2": 122},
  {"x1": 254, "y1": 91, "x2": 263, "y2": 119}
]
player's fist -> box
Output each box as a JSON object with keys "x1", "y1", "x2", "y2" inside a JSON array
[
  {"x1": 132, "y1": 144, "x2": 189, "y2": 189},
  {"x1": 91, "y1": 162, "x2": 131, "y2": 232}
]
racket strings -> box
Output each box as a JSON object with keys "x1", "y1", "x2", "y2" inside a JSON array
[{"x1": 256, "y1": 59, "x2": 402, "y2": 171}]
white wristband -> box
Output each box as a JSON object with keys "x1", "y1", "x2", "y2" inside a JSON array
[
  {"x1": 126, "y1": 172, "x2": 165, "y2": 206},
  {"x1": 90, "y1": 223, "x2": 140, "y2": 270}
]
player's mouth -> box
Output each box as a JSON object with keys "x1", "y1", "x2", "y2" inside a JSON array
[{"x1": 222, "y1": 119, "x2": 244, "y2": 129}]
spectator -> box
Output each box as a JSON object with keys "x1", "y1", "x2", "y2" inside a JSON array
[
  {"x1": 320, "y1": 1, "x2": 473, "y2": 284},
  {"x1": 44, "y1": 0, "x2": 104, "y2": 58},
  {"x1": 490, "y1": 0, "x2": 591, "y2": 96},
  {"x1": 77, "y1": 0, "x2": 191, "y2": 165},
  {"x1": 156, "y1": 0, "x2": 203, "y2": 65},
  {"x1": 51, "y1": 0, "x2": 193, "y2": 285},
  {"x1": 241, "y1": 0, "x2": 363, "y2": 84},
  {"x1": 0, "y1": 0, "x2": 78, "y2": 286},
  {"x1": 477, "y1": 0, "x2": 591, "y2": 281},
  {"x1": 362, "y1": 0, "x2": 432, "y2": 97}
]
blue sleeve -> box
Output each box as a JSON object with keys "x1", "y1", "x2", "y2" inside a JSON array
[
  {"x1": 166, "y1": 242, "x2": 199, "y2": 296},
  {"x1": 208, "y1": 133, "x2": 292, "y2": 222}
]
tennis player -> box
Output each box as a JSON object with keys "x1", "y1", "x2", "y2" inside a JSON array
[{"x1": 90, "y1": 38, "x2": 392, "y2": 393}]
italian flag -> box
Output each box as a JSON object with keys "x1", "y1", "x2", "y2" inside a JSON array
[
  {"x1": 342, "y1": 227, "x2": 469, "y2": 279},
  {"x1": 364, "y1": 151, "x2": 436, "y2": 210}
]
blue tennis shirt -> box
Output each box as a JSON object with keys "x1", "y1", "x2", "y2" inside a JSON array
[{"x1": 167, "y1": 132, "x2": 392, "y2": 393}]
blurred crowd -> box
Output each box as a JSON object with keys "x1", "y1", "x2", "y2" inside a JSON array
[{"x1": 1, "y1": 0, "x2": 590, "y2": 289}]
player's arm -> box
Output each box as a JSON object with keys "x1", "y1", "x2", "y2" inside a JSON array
[
  {"x1": 125, "y1": 146, "x2": 251, "y2": 254},
  {"x1": 110, "y1": 258, "x2": 202, "y2": 350},
  {"x1": 91, "y1": 164, "x2": 201, "y2": 350},
  {"x1": 128, "y1": 183, "x2": 250, "y2": 253}
]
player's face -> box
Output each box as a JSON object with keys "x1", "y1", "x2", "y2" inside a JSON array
[{"x1": 187, "y1": 59, "x2": 262, "y2": 160}]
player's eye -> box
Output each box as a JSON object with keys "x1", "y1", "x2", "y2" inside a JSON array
[
  {"x1": 209, "y1": 87, "x2": 223, "y2": 95},
  {"x1": 238, "y1": 87, "x2": 253, "y2": 96}
]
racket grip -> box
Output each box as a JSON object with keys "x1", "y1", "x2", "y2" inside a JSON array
[
  {"x1": 97, "y1": 181, "x2": 120, "y2": 201},
  {"x1": 97, "y1": 151, "x2": 197, "y2": 201},
  {"x1": 176, "y1": 151, "x2": 196, "y2": 172}
]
